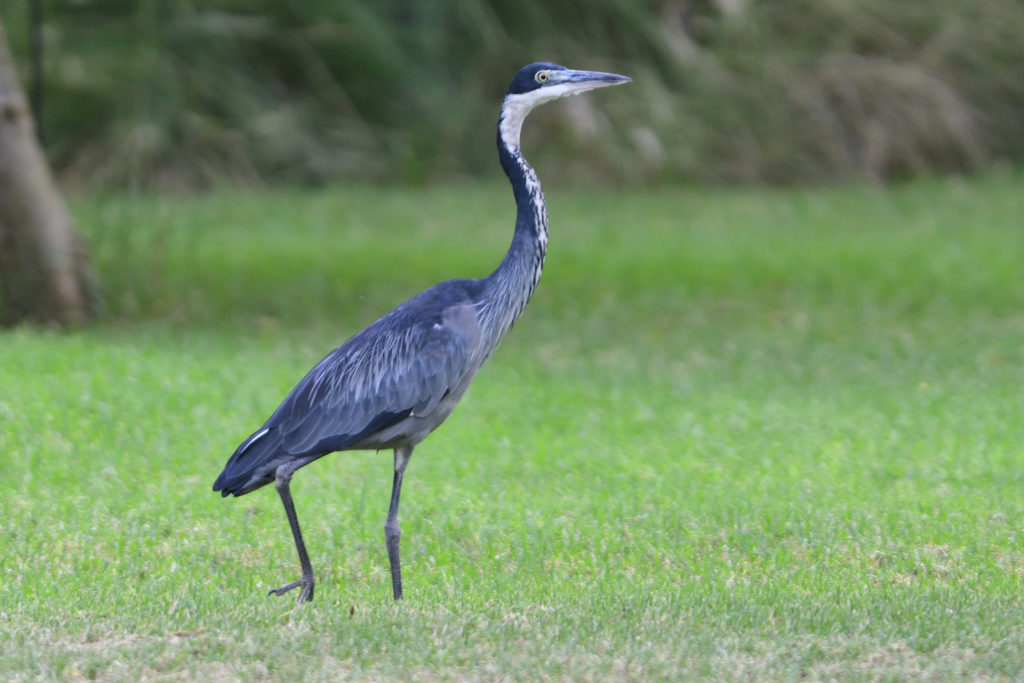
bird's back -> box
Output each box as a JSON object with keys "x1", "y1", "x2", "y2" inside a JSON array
[{"x1": 214, "y1": 278, "x2": 487, "y2": 497}]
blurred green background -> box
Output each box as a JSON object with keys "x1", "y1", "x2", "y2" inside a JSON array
[{"x1": 4, "y1": 0, "x2": 1024, "y2": 190}]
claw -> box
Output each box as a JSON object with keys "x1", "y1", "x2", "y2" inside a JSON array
[{"x1": 267, "y1": 577, "x2": 315, "y2": 603}]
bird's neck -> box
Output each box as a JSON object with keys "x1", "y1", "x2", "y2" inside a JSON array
[{"x1": 479, "y1": 102, "x2": 549, "y2": 347}]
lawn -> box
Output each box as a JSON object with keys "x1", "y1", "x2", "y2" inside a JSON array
[{"x1": 2, "y1": 175, "x2": 1023, "y2": 679}]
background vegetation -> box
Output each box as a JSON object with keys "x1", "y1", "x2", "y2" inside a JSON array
[{"x1": 3, "y1": 0, "x2": 1024, "y2": 188}]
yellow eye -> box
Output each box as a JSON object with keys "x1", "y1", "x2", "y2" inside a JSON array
[{"x1": 535, "y1": 71, "x2": 550, "y2": 83}]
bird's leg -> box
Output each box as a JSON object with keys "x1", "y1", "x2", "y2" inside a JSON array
[
  {"x1": 268, "y1": 463, "x2": 315, "y2": 603},
  {"x1": 385, "y1": 446, "x2": 413, "y2": 600}
]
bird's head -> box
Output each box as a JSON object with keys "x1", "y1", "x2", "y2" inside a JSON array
[
  {"x1": 506, "y1": 62, "x2": 631, "y2": 102},
  {"x1": 500, "y1": 62, "x2": 631, "y2": 148}
]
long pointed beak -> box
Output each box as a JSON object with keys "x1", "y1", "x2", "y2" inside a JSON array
[
  {"x1": 557, "y1": 69, "x2": 632, "y2": 93},
  {"x1": 563, "y1": 69, "x2": 632, "y2": 87}
]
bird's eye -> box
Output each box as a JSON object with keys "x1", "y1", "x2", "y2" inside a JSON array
[{"x1": 535, "y1": 71, "x2": 550, "y2": 83}]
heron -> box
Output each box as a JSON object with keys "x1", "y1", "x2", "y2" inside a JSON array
[{"x1": 213, "y1": 62, "x2": 630, "y2": 603}]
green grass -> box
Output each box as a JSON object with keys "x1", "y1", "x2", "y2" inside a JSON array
[{"x1": 3, "y1": 175, "x2": 1024, "y2": 679}]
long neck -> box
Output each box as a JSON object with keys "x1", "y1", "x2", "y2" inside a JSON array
[{"x1": 478, "y1": 99, "x2": 549, "y2": 347}]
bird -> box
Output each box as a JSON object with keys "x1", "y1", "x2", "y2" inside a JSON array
[{"x1": 213, "y1": 62, "x2": 630, "y2": 603}]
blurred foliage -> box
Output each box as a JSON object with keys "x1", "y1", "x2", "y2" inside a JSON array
[{"x1": 3, "y1": 0, "x2": 1024, "y2": 187}]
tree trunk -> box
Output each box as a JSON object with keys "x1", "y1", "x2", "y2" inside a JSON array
[{"x1": 0, "y1": 21, "x2": 95, "y2": 327}]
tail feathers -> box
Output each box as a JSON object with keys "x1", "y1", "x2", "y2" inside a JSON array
[{"x1": 213, "y1": 426, "x2": 287, "y2": 497}]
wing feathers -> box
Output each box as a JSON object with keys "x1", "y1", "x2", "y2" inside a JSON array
[
  {"x1": 215, "y1": 281, "x2": 485, "y2": 497},
  {"x1": 270, "y1": 296, "x2": 480, "y2": 457}
]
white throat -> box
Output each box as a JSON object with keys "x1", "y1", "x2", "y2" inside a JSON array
[
  {"x1": 498, "y1": 93, "x2": 535, "y2": 150},
  {"x1": 498, "y1": 83, "x2": 595, "y2": 149}
]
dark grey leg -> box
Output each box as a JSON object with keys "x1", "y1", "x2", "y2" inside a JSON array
[
  {"x1": 385, "y1": 446, "x2": 413, "y2": 600},
  {"x1": 268, "y1": 464, "x2": 315, "y2": 603}
]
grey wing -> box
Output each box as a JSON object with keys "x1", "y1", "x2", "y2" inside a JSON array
[{"x1": 269, "y1": 302, "x2": 482, "y2": 456}]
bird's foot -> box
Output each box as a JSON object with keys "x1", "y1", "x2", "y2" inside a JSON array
[{"x1": 267, "y1": 576, "x2": 314, "y2": 603}]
